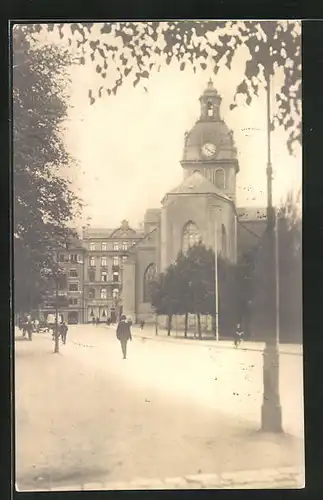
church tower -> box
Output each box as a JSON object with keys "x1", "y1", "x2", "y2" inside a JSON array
[{"x1": 181, "y1": 79, "x2": 239, "y2": 203}]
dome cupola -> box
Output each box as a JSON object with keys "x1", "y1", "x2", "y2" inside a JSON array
[{"x1": 199, "y1": 78, "x2": 222, "y2": 121}]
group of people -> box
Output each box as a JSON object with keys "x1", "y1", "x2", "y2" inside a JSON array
[
  {"x1": 18, "y1": 315, "x2": 42, "y2": 340},
  {"x1": 51, "y1": 321, "x2": 68, "y2": 344},
  {"x1": 91, "y1": 316, "x2": 118, "y2": 327},
  {"x1": 18, "y1": 311, "x2": 243, "y2": 356}
]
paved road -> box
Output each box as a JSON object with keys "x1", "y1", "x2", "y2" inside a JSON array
[{"x1": 15, "y1": 325, "x2": 304, "y2": 491}]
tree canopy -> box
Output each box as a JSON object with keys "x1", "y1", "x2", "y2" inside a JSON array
[
  {"x1": 32, "y1": 20, "x2": 301, "y2": 154},
  {"x1": 151, "y1": 242, "x2": 236, "y2": 338},
  {"x1": 13, "y1": 25, "x2": 82, "y2": 313}
]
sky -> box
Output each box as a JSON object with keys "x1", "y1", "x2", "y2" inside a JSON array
[{"x1": 34, "y1": 22, "x2": 301, "y2": 229}]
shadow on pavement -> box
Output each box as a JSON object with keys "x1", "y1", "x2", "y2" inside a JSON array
[{"x1": 17, "y1": 465, "x2": 111, "y2": 491}]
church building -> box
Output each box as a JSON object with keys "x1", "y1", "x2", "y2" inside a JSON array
[{"x1": 121, "y1": 80, "x2": 267, "y2": 325}]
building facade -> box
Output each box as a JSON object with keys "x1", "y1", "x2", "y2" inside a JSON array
[
  {"x1": 82, "y1": 220, "x2": 144, "y2": 323},
  {"x1": 40, "y1": 238, "x2": 86, "y2": 324}
]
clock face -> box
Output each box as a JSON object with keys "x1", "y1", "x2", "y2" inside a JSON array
[{"x1": 201, "y1": 142, "x2": 216, "y2": 158}]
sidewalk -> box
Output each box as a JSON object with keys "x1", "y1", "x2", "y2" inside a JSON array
[
  {"x1": 25, "y1": 465, "x2": 304, "y2": 491},
  {"x1": 15, "y1": 333, "x2": 304, "y2": 492},
  {"x1": 129, "y1": 326, "x2": 303, "y2": 356}
]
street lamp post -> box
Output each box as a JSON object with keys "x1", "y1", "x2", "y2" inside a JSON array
[
  {"x1": 214, "y1": 217, "x2": 219, "y2": 342},
  {"x1": 213, "y1": 206, "x2": 221, "y2": 342},
  {"x1": 261, "y1": 71, "x2": 283, "y2": 432}
]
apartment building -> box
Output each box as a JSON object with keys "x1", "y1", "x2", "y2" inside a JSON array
[
  {"x1": 82, "y1": 219, "x2": 144, "y2": 323},
  {"x1": 39, "y1": 237, "x2": 86, "y2": 324}
]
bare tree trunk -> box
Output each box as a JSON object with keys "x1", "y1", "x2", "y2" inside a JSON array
[
  {"x1": 167, "y1": 314, "x2": 172, "y2": 336},
  {"x1": 184, "y1": 312, "x2": 188, "y2": 338},
  {"x1": 197, "y1": 313, "x2": 202, "y2": 339}
]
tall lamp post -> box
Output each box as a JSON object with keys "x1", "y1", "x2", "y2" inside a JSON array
[
  {"x1": 261, "y1": 70, "x2": 283, "y2": 432},
  {"x1": 213, "y1": 206, "x2": 221, "y2": 342}
]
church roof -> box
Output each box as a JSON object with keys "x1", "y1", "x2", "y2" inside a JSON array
[
  {"x1": 200, "y1": 78, "x2": 222, "y2": 99},
  {"x1": 167, "y1": 171, "x2": 230, "y2": 200}
]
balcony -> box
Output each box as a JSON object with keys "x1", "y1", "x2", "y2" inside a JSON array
[
  {"x1": 86, "y1": 298, "x2": 113, "y2": 306},
  {"x1": 85, "y1": 280, "x2": 121, "y2": 286}
]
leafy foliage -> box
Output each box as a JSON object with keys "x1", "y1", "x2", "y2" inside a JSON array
[
  {"x1": 13, "y1": 25, "x2": 82, "y2": 313},
  {"x1": 151, "y1": 242, "x2": 237, "y2": 338},
  {"x1": 35, "y1": 20, "x2": 301, "y2": 153},
  {"x1": 248, "y1": 192, "x2": 302, "y2": 341}
]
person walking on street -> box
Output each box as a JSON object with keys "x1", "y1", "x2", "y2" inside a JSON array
[
  {"x1": 26, "y1": 319, "x2": 33, "y2": 341},
  {"x1": 234, "y1": 323, "x2": 244, "y2": 348},
  {"x1": 60, "y1": 321, "x2": 68, "y2": 344},
  {"x1": 34, "y1": 318, "x2": 39, "y2": 333},
  {"x1": 92, "y1": 316, "x2": 95, "y2": 326},
  {"x1": 96, "y1": 316, "x2": 100, "y2": 326},
  {"x1": 140, "y1": 320, "x2": 145, "y2": 330},
  {"x1": 116, "y1": 314, "x2": 132, "y2": 359}
]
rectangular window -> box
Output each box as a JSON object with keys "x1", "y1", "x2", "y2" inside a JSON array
[
  {"x1": 101, "y1": 272, "x2": 108, "y2": 282},
  {"x1": 88, "y1": 288, "x2": 95, "y2": 299},
  {"x1": 69, "y1": 283, "x2": 78, "y2": 292},
  {"x1": 122, "y1": 256, "x2": 127, "y2": 263},
  {"x1": 90, "y1": 242, "x2": 95, "y2": 251},
  {"x1": 113, "y1": 272, "x2": 119, "y2": 282},
  {"x1": 101, "y1": 256, "x2": 107, "y2": 267},
  {"x1": 70, "y1": 254, "x2": 78, "y2": 262},
  {"x1": 59, "y1": 254, "x2": 65, "y2": 262},
  {"x1": 122, "y1": 241, "x2": 127, "y2": 250},
  {"x1": 132, "y1": 240, "x2": 136, "y2": 246},
  {"x1": 101, "y1": 242, "x2": 107, "y2": 251},
  {"x1": 69, "y1": 269, "x2": 78, "y2": 278},
  {"x1": 113, "y1": 256, "x2": 119, "y2": 267},
  {"x1": 113, "y1": 242, "x2": 119, "y2": 251},
  {"x1": 88, "y1": 270, "x2": 95, "y2": 282},
  {"x1": 100, "y1": 288, "x2": 107, "y2": 299},
  {"x1": 89, "y1": 257, "x2": 95, "y2": 267},
  {"x1": 69, "y1": 298, "x2": 78, "y2": 305}
]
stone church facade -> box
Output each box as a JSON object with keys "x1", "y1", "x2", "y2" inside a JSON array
[{"x1": 122, "y1": 80, "x2": 267, "y2": 325}]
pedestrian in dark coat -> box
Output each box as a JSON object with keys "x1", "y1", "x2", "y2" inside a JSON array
[
  {"x1": 92, "y1": 317, "x2": 95, "y2": 325},
  {"x1": 116, "y1": 315, "x2": 132, "y2": 359},
  {"x1": 96, "y1": 316, "x2": 100, "y2": 326},
  {"x1": 140, "y1": 320, "x2": 145, "y2": 330},
  {"x1": 26, "y1": 319, "x2": 33, "y2": 341},
  {"x1": 60, "y1": 321, "x2": 68, "y2": 344},
  {"x1": 234, "y1": 323, "x2": 244, "y2": 348}
]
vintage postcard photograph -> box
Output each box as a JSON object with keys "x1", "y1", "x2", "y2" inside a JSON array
[{"x1": 12, "y1": 20, "x2": 303, "y2": 491}]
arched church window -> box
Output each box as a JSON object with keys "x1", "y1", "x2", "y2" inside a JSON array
[
  {"x1": 182, "y1": 221, "x2": 201, "y2": 253},
  {"x1": 143, "y1": 263, "x2": 157, "y2": 303},
  {"x1": 221, "y1": 224, "x2": 227, "y2": 258},
  {"x1": 207, "y1": 100, "x2": 213, "y2": 117},
  {"x1": 215, "y1": 169, "x2": 225, "y2": 189}
]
